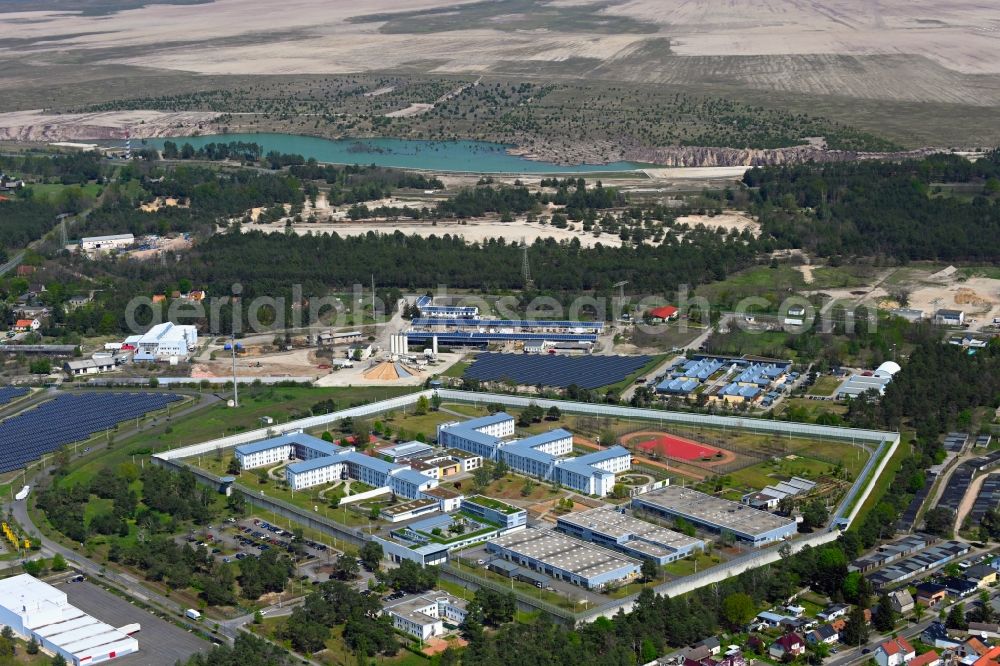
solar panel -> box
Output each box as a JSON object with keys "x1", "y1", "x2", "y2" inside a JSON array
[
  {"x1": 463, "y1": 353, "x2": 653, "y2": 390},
  {"x1": 0, "y1": 392, "x2": 183, "y2": 473},
  {"x1": 0, "y1": 386, "x2": 29, "y2": 407}
]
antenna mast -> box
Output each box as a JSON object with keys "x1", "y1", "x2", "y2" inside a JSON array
[{"x1": 521, "y1": 239, "x2": 533, "y2": 288}]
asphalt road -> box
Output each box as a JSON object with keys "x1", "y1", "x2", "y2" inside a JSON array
[{"x1": 57, "y1": 577, "x2": 210, "y2": 666}]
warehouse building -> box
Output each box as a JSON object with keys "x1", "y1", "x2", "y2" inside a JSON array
[
  {"x1": 438, "y1": 413, "x2": 630, "y2": 497},
  {"x1": 631, "y1": 486, "x2": 797, "y2": 546},
  {"x1": 487, "y1": 527, "x2": 641, "y2": 590},
  {"x1": 415, "y1": 296, "x2": 478, "y2": 319},
  {"x1": 79, "y1": 234, "x2": 134, "y2": 253},
  {"x1": 0, "y1": 574, "x2": 139, "y2": 665},
  {"x1": 127, "y1": 322, "x2": 198, "y2": 362},
  {"x1": 556, "y1": 506, "x2": 705, "y2": 565}
]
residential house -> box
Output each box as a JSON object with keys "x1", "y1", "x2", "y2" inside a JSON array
[
  {"x1": 690, "y1": 637, "x2": 721, "y2": 656},
  {"x1": 941, "y1": 577, "x2": 979, "y2": 598},
  {"x1": 935, "y1": 309, "x2": 965, "y2": 326},
  {"x1": 908, "y1": 652, "x2": 940, "y2": 666},
  {"x1": 889, "y1": 590, "x2": 915, "y2": 614},
  {"x1": 755, "y1": 611, "x2": 789, "y2": 629},
  {"x1": 965, "y1": 565, "x2": 998, "y2": 588},
  {"x1": 817, "y1": 604, "x2": 850, "y2": 622},
  {"x1": 647, "y1": 306, "x2": 679, "y2": 323},
  {"x1": 916, "y1": 582, "x2": 949, "y2": 607},
  {"x1": 769, "y1": 634, "x2": 805, "y2": 660},
  {"x1": 13, "y1": 318, "x2": 41, "y2": 332},
  {"x1": 874, "y1": 636, "x2": 915, "y2": 666},
  {"x1": 959, "y1": 637, "x2": 992, "y2": 661},
  {"x1": 922, "y1": 622, "x2": 962, "y2": 650},
  {"x1": 805, "y1": 624, "x2": 839, "y2": 646},
  {"x1": 973, "y1": 646, "x2": 1000, "y2": 666}
]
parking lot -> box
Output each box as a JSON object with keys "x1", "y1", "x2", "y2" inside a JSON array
[
  {"x1": 58, "y1": 578, "x2": 210, "y2": 666},
  {"x1": 176, "y1": 517, "x2": 342, "y2": 573}
]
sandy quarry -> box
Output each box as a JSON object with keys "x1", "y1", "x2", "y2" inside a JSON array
[
  {"x1": 0, "y1": 110, "x2": 221, "y2": 142},
  {"x1": 1, "y1": 1, "x2": 998, "y2": 106},
  {"x1": 674, "y1": 211, "x2": 759, "y2": 237}
]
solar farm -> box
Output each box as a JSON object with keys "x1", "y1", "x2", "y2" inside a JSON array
[
  {"x1": 0, "y1": 392, "x2": 183, "y2": 473},
  {"x1": 0, "y1": 386, "x2": 29, "y2": 407},
  {"x1": 463, "y1": 353, "x2": 654, "y2": 389}
]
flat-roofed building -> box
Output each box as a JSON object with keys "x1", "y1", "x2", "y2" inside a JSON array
[
  {"x1": 631, "y1": 486, "x2": 796, "y2": 546},
  {"x1": 438, "y1": 413, "x2": 630, "y2": 497},
  {"x1": 381, "y1": 591, "x2": 468, "y2": 640},
  {"x1": 380, "y1": 498, "x2": 441, "y2": 523},
  {"x1": 80, "y1": 233, "x2": 134, "y2": 253},
  {"x1": 486, "y1": 527, "x2": 641, "y2": 590},
  {"x1": 0, "y1": 574, "x2": 139, "y2": 666},
  {"x1": 376, "y1": 441, "x2": 434, "y2": 462},
  {"x1": 557, "y1": 506, "x2": 705, "y2": 565},
  {"x1": 462, "y1": 495, "x2": 527, "y2": 531}
]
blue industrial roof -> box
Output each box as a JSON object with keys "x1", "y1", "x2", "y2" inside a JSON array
[
  {"x1": 721, "y1": 383, "x2": 761, "y2": 399},
  {"x1": 574, "y1": 445, "x2": 630, "y2": 465},
  {"x1": 235, "y1": 433, "x2": 341, "y2": 457},
  {"x1": 392, "y1": 468, "x2": 434, "y2": 486},
  {"x1": 341, "y1": 451, "x2": 400, "y2": 474},
  {"x1": 406, "y1": 331, "x2": 597, "y2": 343},
  {"x1": 656, "y1": 378, "x2": 699, "y2": 393},
  {"x1": 287, "y1": 457, "x2": 343, "y2": 474},
  {"x1": 510, "y1": 429, "x2": 572, "y2": 450},
  {"x1": 411, "y1": 318, "x2": 604, "y2": 329},
  {"x1": 458, "y1": 412, "x2": 514, "y2": 430}
]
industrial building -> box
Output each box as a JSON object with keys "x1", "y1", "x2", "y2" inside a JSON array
[
  {"x1": 487, "y1": 527, "x2": 642, "y2": 590},
  {"x1": 123, "y1": 322, "x2": 198, "y2": 362},
  {"x1": 381, "y1": 591, "x2": 468, "y2": 641},
  {"x1": 741, "y1": 476, "x2": 816, "y2": 510},
  {"x1": 79, "y1": 234, "x2": 134, "y2": 253},
  {"x1": 0, "y1": 574, "x2": 139, "y2": 666},
  {"x1": 631, "y1": 486, "x2": 797, "y2": 546},
  {"x1": 865, "y1": 541, "x2": 971, "y2": 590},
  {"x1": 835, "y1": 361, "x2": 901, "y2": 399},
  {"x1": 414, "y1": 296, "x2": 478, "y2": 319},
  {"x1": 556, "y1": 506, "x2": 705, "y2": 565},
  {"x1": 437, "y1": 413, "x2": 630, "y2": 496}
]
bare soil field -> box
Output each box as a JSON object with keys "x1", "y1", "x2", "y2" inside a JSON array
[
  {"x1": 674, "y1": 211, "x2": 759, "y2": 237},
  {"x1": 1, "y1": 1, "x2": 998, "y2": 142}
]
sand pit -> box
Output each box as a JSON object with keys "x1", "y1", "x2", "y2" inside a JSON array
[
  {"x1": 0, "y1": 110, "x2": 220, "y2": 142},
  {"x1": 362, "y1": 360, "x2": 418, "y2": 381},
  {"x1": 674, "y1": 210, "x2": 759, "y2": 237}
]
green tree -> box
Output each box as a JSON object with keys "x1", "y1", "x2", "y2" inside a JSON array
[
  {"x1": 947, "y1": 602, "x2": 968, "y2": 630},
  {"x1": 26, "y1": 636, "x2": 39, "y2": 655},
  {"x1": 640, "y1": 559, "x2": 659, "y2": 583},
  {"x1": 414, "y1": 395, "x2": 430, "y2": 416},
  {"x1": 492, "y1": 459, "x2": 509, "y2": 480},
  {"x1": 51, "y1": 553, "x2": 67, "y2": 572},
  {"x1": 874, "y1": 594, "x2": 896, "y2": 632},
  {"x1": 841, "y1": 604, "x2": 869, "y2": 647},
  {"x1": 332, "y1": 554, "x2": 360, "y2": 580},
  {"x1": 721, "y1": 592, "x2": 757, "y2": 630},
  {"x1": 360, "y1": 541, "x2": 383, "y2": 571}
]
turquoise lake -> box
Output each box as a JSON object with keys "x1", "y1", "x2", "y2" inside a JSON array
[{"x1": 141, "y1": 133, "x2": 644, "y2": 174}]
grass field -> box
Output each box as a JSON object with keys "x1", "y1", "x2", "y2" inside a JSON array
[
  {"x1": 807, "y1": 375, "x2": 843, "y2": 396},
  {"x1": 29, "y1": 182, "x2": 102, "y2": 201}
]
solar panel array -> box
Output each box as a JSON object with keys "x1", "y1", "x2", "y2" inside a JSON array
[
  {"x1": 463, "y1": 353, "x2": 653, "y2": 389},
  {"x1": 0, "y1": 386, "x2": 29, "y2": 407},
  {"x1": 0, "y1": 392, "x2": 182, "y2": 473}
]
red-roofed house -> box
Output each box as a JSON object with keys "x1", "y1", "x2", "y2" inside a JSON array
[
  {"x1": 875, "y1": 637, "x2": 916, "y2": 666},
  {"x1": 908, "y1": 652, "x2": 940, "y2": 666},
  {"x1": 648, "y1": 305, "x2": 679, "y2": 322},
  {"x1": 974, "y1": 646, "x2": 1000, "y2": 666},
  {"x1": 13, "y1": 318, "x2": 40, "y2": 332},
  {"x1": 769, "y1": 634, "x2": 805, "y2": 660}
]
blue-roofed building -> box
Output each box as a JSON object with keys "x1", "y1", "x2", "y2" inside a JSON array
[
  {"x1": 438, "y1": 415, "x2": 630, "y2": 497},
  {"x1": 235, "y1": 432, "x2": 341, "y2": 470},
  {"x1": 655, "y1": 377, "x2": 699, "y2": 395},
  {"x1": 390, "y1": 468, "x2": 439, "y2": 499},
  {"x1": 286, "y1": 456, "x2": 346, "y2": 489},
  {"x1": 375, "y1": 440, "x2": 435, "y2": 462},
  {"x1": 414, "y1": 296, "x2": 479, "y2": 319},
  {"x1": 715, "y1": 383, "x2": 762, "y2": 404}
]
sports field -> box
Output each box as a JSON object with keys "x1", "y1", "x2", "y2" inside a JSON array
[{"x1": 633, "y1": 433, "x2": 726, "y2": 461}]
